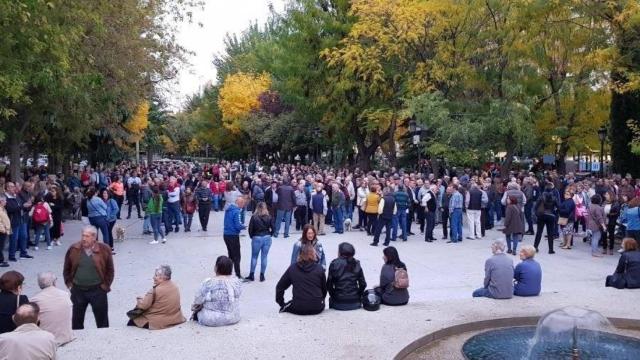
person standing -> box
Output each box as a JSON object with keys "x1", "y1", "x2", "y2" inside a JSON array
[
  {"x1": 586, "y1": 194, "x2": 606, "y2": 258},
  {"x1": 355, "y1": 178, "x2": 369, "y2": 231},
  {"x1": 465, "y1": 183, "x2": 485, "y2": 240},
  {"x1": 533, "y1": 183, "x2": 559, "y2": 254},
  {"x1": 45, "y1": 186, "x2": 64, "y2": 247},
  {"x1": 370, "y1": 187, "x2": 396, "y2": 247},
  {"x1": 422, "y1": 184, "x2": 437, "y2": 242},
  {"x1": 86, "y1": 187, "x2": 110, "y2": 246},
  {"x1": 0, "y1": 195, "x2": 11, "y2": 267},
  {"x1": 440, "y1": 185, "x2": 452, "y2": 240},
  {"x1": 181, "y1": 188, "x2": 197, "y2": 232},
  {"x1": 100, "y1": 189, "x2": 118, "y2": 254},
  {"x1": 223, "y1": 197, "x2": 247, "y2": 278},
  {"x1": 30, "y1": 195, "x2": 53, "y2": 251},
  {"x1": 364, "y1": 184, "x2": 381, "y2": 236},
  {"x1": 166, "y1": 177, "x2": 182, "y2": 232},
  {"x1": 392, "y1": 185, "x2": 410, "y2": 242},
  {"x1": 146, "y1": 186, "x2": 166, "y2": 244},
  {"x1": 330, "y1": 183, "x2": 345, "y2": 234},
  {"x1": 448, "y1": 185, "x2": 464, "y2": 243},
  {"x1": 273, "y1": 177, "x2": 296, "y2": 238},
  {"x1": 63, "y1": 226, "x2": 114, "y2": 329},
  {"x1": 126, "y1": 171, "x2": 142, "y2": 219},
  {"x1": 246, "y1": 202, "x2": 273, "y2": 282},
  {"x1": 5, "y1": 182, "x2": 33, "y2": 261},
  {"x1": 108, "y1": 176, "x2": 125, "y2": 219},
  {"x1": 194, "y1": 179, "x2": 212, "y2": 231},
  {"x1": 503, "y1": 196, "x2": 525, "y2": 255},
  {"x1": 310, "y1": 183, "x2": 327, "y2": 236},
  {"x1": 294, "y1": 183, "x2": 308, "y2": 231}
]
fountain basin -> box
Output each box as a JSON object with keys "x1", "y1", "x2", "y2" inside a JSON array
[{"x1": 462, "y1": 326, "x2": 640, "y2": 359}]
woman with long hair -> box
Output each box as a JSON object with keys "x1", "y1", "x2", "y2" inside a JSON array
[
  {"x1": 45, "y1": 186, "x2": 64, "y2": 246},
  {"x1": 290, "y1": 224, "x2": 326, "y2": 270},
  {"x1": 99, "y1": 188, "x2": 118, "y2": 253},
  {"x1": 276, "y1": 244, "x2": 327, "y2": 315},
  {"x1": 326, "y1": 242, "x2": 367, "y2": 310},
  {"x1": 146, "y1": 186, "x2": 166, "y2": 244},
  {"x1": 246, "y1": 202, "x2": 273, "y2": 282},
  {"x1": 375, "y1": 246, "x2": 409, "y2": 306}
]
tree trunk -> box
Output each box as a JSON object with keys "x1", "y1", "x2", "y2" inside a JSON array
[
  {"x1": 9, "y1": 135, "x2": 22, "y2": 183},
  {"x1": 147, "y1": 146, "x2": 153, "y2": 166},
  {"x1": 500, "y1": 146, "x2": 516, "y2": 178}
]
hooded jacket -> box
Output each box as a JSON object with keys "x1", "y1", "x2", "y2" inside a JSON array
[
  {"x1": 326, "y1": 257, "x2": 367, "y2": 304},
  {"x1": 223, "y1": 203, "x2": 245, "y2": 235},
  {"x1": 275, "y1": 261, "x2": 327, "y2": 309}
]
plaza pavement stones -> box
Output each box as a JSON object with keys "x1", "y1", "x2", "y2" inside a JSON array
[{"x1": 7, "y1": 211, "x2": 638, "y2": 359}]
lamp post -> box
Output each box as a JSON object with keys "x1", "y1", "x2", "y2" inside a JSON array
[
  {"x1": 598, "y1": 126, "x2": 607, "y2": 178},
  {"x1": 409, "y1": 117, "x2": 422, "y2": 171}
]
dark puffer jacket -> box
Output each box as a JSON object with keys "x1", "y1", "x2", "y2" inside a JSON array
[
  {"x1": 326, "y1": 257, "x2": 367, "y2": 305},
  {"x1": 276, "y1": 261, "x2": 327, "y2": 312},
  {"x1": 248, "y1": 214, "x2": 272, "y2": 238}
]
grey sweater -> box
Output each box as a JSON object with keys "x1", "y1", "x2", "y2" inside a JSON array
[{"x1": 484, "y1": 254, "x2": 514, "y2": 299}]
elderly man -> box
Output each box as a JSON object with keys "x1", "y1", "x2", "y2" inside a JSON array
[
  {"x1": 0, "y1": 303, "x2": 57, "y2": 359},
  {"x1": 63, "y1": 226, "x2": 114, "y2": 329},
  {"x1": 129, "y1": 265, "x2": 186, "y2": 329},
  {"x1": 472, "y1": 241, "x2": 514, "y2": 299},
  {"x1": 31, "y1": 272, "x2": 73, "y2": 345}
]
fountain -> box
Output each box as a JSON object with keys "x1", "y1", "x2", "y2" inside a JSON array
[{"x1": 461, "y1": 307, "x2": 640, "y2": 359}]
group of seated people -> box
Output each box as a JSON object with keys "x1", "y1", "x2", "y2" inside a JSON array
[{"x1": 473, "y1": 237, "x2": 640, "y2": 299}]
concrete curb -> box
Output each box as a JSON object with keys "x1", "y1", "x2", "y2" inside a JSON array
[{"x1": 394, "y1": 316, "x2": 640, "y2": 360}]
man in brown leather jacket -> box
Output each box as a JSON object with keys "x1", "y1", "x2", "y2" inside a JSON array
[{"x1": 63, "y1": 225, "x2": 114, "y2": 329}]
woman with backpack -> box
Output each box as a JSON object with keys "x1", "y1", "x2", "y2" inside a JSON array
[
  {"x1": 30, "y1": 195, "x2": 52, "y2": 250},
  {"x1": 326, "y1": 242, "x2": 367, "y2": 310},
  {"x1": 290, "y1": 224, "x2": 326, "y2": 270},
  {"x1": 375, "y1": 246, "x2": 409, "y2": 306},
  {"x1": 533, "y1": 183, "x2": 559, "y2": 254},
  {"x1": 245, "y1": 202, "x2": 273, "y2": 282}
]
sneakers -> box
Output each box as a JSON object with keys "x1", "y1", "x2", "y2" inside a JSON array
[
  {"x1": 149, "y1": 240, "x2": 159, "y2": 245},
  {"x1": 54, "y1": 240, "x2": 61, "y2": 246},
  {"x1": 34, "y1": 247, "x2": 39, "y2": 251},
  {"x1": 46, "y1": 246, "x2": 52, "y2": 250},
  {"x1": 19, "y1": 254, "x2": 33, "y2": 259},
  {"x1": 0, "y1": 262, "x2": 8, "y2": 267},
  {"x1": 161, "y1": 238, "x2": 167, "y2": 244}
]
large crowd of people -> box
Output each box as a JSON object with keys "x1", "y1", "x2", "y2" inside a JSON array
[{"x1": 0, "y1": 159, "x2": 639, "y2": 358}]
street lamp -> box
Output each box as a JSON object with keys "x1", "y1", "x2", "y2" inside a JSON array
[
  {"x1": 409, "y1": 116, "x2": 422, "y2": 171},
  {"x1": 598, "y1": 125, "x2": 607, "y2": 178}
]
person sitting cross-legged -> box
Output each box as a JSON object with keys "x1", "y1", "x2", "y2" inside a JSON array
[
  {"x1": 513, "y1": 245, "x2": 542, "y2": 297},
  {"x1": 472, "y1": 241, "x2": 514, "y2": 299}
]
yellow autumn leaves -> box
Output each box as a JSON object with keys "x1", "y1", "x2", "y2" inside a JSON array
[{"x1": 218, "y1": 72, "x2": 272, "y2": 133}]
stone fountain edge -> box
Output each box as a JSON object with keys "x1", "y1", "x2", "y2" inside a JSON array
[{"x1": 393, "y1": 316, "x2": 640, "y2": 360}]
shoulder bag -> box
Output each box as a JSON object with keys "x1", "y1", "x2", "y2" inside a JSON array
[{"x1": 126, "y1": 288, "x2": 156, "y2": 320}]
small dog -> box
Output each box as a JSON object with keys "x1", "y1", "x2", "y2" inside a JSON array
[
  {"x1": 115, "y1": 226, "x2": 126, "y2": 242},
  {"x1": 344, "y1": 218, "x2": 352, "y2": 232}
]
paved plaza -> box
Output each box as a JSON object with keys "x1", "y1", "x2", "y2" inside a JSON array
[{"x1": 9, "y1": 211, "x2": 639, "y2": 359}]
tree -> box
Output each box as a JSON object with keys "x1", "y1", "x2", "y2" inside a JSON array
[{"x1": 218, "y1": 72, "x2": 271, "y2": 133}]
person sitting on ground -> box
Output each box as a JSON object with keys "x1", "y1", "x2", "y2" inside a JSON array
[
  {"x1": 0, "y1": 271, "x2": 29, "y2": 334},
  {"x1": 327, "y1": 242, "x2": 367, "y2": 311},
  {"x1": 192, "y1": 256, "x2": 241, "y2": 327},
  {"x1": 276, "y1": 244, "x2": 327, "y2": 315},
  {"x1": 30, "y1": 272, "x2": 74, "y2": 345},
  {"x1": 0, "y1": 303, "x2": 57, "y2": 359},
  {"x1": 128, "y1": 265, "x2": 186, "y2": 330},
  {"x1": 290, "y1": 224, "x2": 326, "y2": 270},
  {"x1": 513, "y1": 245, "x2": 542, "y2": 297},
  {"x1": 606, "y1": 238, "x2": 640, "y2": 289},
  {"x1": 472, "y1": 241, "x2": 514, "y2": 299},
  {"x1": 374, "y1": 246, "x2": 409, "y2": 306}
]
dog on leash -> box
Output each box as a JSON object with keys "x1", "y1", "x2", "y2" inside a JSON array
[
  {"x1": 344, "y1": 218, "x2": 352, "y2": 232},
  {"x1": 115, "y1": 226, "x2": 126, "y2": 242}
]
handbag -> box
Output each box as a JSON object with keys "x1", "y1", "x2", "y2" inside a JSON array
[
  {"x1": 558, "y1": 217, "x2": 568, "y2": 226},
  {"x1": 190, "y1": 303, "x2": 203, "y2": 321},
  {"x1": 126, "y1": 288, "x2": 156, "y2": 320}
]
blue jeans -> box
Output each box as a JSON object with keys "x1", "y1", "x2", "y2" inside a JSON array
[
  {"x1": 472, "y1": 288, "x2": 493, "y2": 298},
  {"x1": 9, "y1": 223, "x2": 28, "y2": 258},
  {"x1": 212, "y1": 194, "x2": 220, "y2": 211},
  {"x1": 591, "y1": 230, "x2": 602, "y2": 254},
  {"x1": 493, "y1": 199, "x2": 503, "y2": 222},
  {"x1": 34, "y1": 223, "x2": 52, "y2": 247},
  {"x1": 344, "y1": 202, "x2": 353, "y2": 220},
  {"x1": 333, "y1": 207, "x2": 344, "y2": 233},
  {"x1": 240, "y1": 206, "x2": 246, "y2": 224},
  {"x1": 274, "y1": 209, "x2": 292, "y2": 237},
  {"x1": 506, "y1": 233, "x2": 522, "y2": 253},
  {"x1": 89, "y1": 215, "x2": 111, "y2": 247},
  {"x1": 166, "y1": 201, "x2": 182, "y2": 228},
  {"x1": 450, "y1": 209, "x2": 463, "y2": 242},
  {"x1": 524, "y1": 201, "x2": 534, "y2": 232},
  {"x1": 392, "y1": 210, "x2": 408, "y2": 241},
  {"x1": 150, "y1": 214, "x2": 165, "y2": 241},
  {"x1": 250, "y1": 235, "x2": 272, "y2": 274},
  {"x1": 143, "y1": 214, "x2": 151, "y2": 232}
]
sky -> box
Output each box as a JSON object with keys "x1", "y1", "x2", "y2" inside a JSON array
[{"x1": 169, "y1": 0, "x2": 286, "y2": 111}]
